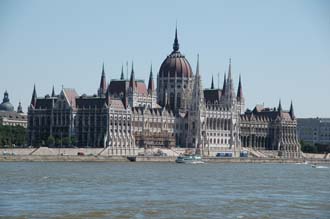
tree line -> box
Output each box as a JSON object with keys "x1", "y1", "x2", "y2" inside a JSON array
[
  {"x1": 300, "y1": 141, "x2": 330, "y2": 154},
  {"x1": 0, "y1": 125, "x2": 26, "y2": 147},
  {"x1": 0, "y1": 125, "x2": 76, "y2": 147}
]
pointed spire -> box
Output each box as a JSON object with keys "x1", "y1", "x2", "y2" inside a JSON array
[
  {"x1": 120, "y1": 64, "x2": 124, "y2": 80},
  {"x1": 129, "y1": 61, "x2": 135, "y2": 89},
  {"x1": 196, "y1": 54, "x2": 200, "y2": 75},
  {"x1": 98, "y1": 63, "x2": 107, "y2": 96},
  {"x1": 227, "y1": 58, "x2": 232, "y2": 81},
  {"x1": 237, "y1": 74, "x2": 243, "y2": 100},
  {"x1": 225, "y1": 58, "x2": 235, "y2": 100},
  {"x1": 211, "y1": 75, "x2": 215, "y2": 89},
  {"x1": 102, "y1": 62, "x2": 105, "y2": 76},
  {"x1": 30, "y1": 84, "x2": 37, "y2": 107},
  {"x1": 148, "y1": 64, "x2": 155, "y2": 92},
  {"x1": 192, "y1": 54, "x2": 205, "y2": 112},
  {"x1": 289, "y1": 100, "x2": 295, "y2": 119},
  {"x1": 278, "y1": 99, "x2": 282, "y2": 112},
  {"x1": 173, "y1": 24, "x2": 179, "y2": 52},
  {"x1": 51, "y1": 85, "x2": 55, "y2": 97},
  {"x1": 222, "y1": 73, "x2": 227, "y2": 96}
]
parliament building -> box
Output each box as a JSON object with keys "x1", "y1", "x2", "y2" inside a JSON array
[{"x1": 27, "y1": 28, "x2": 301, "y2": 158}]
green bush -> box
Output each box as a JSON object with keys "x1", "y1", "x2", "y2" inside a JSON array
[
  {"x1": 55, "y1": 138, "x2": 62, "y2": 147},
  {"x1": 47, "y1": 135, "x2": 55, "y2": 146},
  {"x1": 62, "y1": 137, "x2": 71, "y2": 146},
  {"x1": 71, "y1": 137, "x2": 76, "y2": 146},
  {"x1": 301, "y1": 144, "x2": 317, "y2": 153}
]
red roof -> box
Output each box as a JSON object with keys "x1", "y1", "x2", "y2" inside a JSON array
[
  {"x1": 63, "y1": 88, "x2": 79, "y2": 109},
  {"x1": 135, "y1": 81, "x2": 148, "y2": 96}
]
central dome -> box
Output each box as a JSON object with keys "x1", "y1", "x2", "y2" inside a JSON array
[{"x1": 159, "y1": 28, "x2": 193, "y2": 78}]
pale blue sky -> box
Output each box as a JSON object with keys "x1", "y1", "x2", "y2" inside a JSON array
[{"x1": 0, "y1": 0, "x2": 329, "y2": 117}]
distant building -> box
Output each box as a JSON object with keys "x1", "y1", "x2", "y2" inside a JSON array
[
  {"x1": 0, "y1": 91, "x2": 27, "y2": 128},
  {"x1": 297, "y1": 118, "x2": 330, "y2": 145},
  {"x1": 27, "y1": 27, "x2": 301, "y2": 157}
]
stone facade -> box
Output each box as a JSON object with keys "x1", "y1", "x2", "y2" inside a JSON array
[
  {"x1": 27, "y1": 28, "x2": 301, "y2": 157},
  {"x1": 240, "y1": 103, "x2": 301, "y2": 158},
  {"x1": 132, "y1": 106, "x2": 175, "y2": 148},
  {"x1": 27, "y1": 87, "x2": 77, "y2": 146}
]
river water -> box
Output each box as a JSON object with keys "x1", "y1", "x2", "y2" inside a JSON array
[{"x1": 0, "y1": 162, "x2": 329, "y2": 219}]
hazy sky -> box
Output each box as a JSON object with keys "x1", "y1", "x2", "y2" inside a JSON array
[{"x1": 0, "y1": 0, "x2": 329, "y2": 117}]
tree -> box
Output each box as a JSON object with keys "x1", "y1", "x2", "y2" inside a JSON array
[
  {"x1": 0, "y1": 125, "x2": 27, "y2": 147},
  {"x1": 62, "y1": 137, "x2": 71, "y2": 146},
  {"x1": 71, "y1": 137, "x2": 76, "y2": 146},
  {"x1": 47, "y1": 135, "x2": 55, "y2": 147},
  {"x1": 55, "y1": 138, "x2": 62, "y2": 147},
  {"x1": 301, "y1": 144, "x2": 317, "y2": 153}
]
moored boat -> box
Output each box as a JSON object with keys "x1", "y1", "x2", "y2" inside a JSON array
[{"x1": 175, "y1": 154, "x2": 203, "y2": 164}]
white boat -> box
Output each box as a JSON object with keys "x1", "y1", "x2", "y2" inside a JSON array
[
  {"x1": 175, "y1": 154, "x2": 203, "y2": 164},
  {"x1": 295, "y1": 161, "x2": 309, "y2": 165},
  {"x1": 311, "y1": 164, "x2": 328, "y2": 169}
]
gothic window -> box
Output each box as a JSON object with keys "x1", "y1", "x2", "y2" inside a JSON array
[
  {"x1": 170, "y1": 93, "x2": 175, "y2": 109},
  {"x1": 177, "y1": 93, "x2": 181, "y2": 109}
]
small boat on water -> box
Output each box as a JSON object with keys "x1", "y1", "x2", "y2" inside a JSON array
[
  {"x1": 295, "y1": 161, "x2": 309, "y2": 165},
  {"x1": 175, "y1": 154, "x2": 204, "y2": 164},
  {"x1": 311, "y1": 164, "x2": 329, "y2": 169}
]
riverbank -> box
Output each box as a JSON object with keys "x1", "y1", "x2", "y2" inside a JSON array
[
  {"x1": 0, "y1": 155, "x2": 130, "y2": 162},
  {"x1": 1, "y1": 147, "x2": 330, "y2": 163},
  {"x1": 1, "y1": 154, "x2": 330, "y2": 164}
]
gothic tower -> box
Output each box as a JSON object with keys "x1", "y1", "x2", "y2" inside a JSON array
[
  {"x1": 223, "y1": 59, "x2": 236, "y2": 106},
  {"x1": 128, "y1": 62, "x2": 138, "y2": 107},
  {"x1": 236, "y1": 74, "x2": 245, "y2": 114},
  {"x1": 148, "y1": 64, "x2": 157, "y2": 108},
  {"x1": 187, "y1": 55, "x2": 206, "y2": 150}
]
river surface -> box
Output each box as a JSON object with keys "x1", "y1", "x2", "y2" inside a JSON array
[{"x1": 0, "y1": 162, "x2": 329, "y2": 219}]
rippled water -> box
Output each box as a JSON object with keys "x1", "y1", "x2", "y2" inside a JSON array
[{"x1": 0, "y1": 162, "x2": 329, "y2": 219}]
